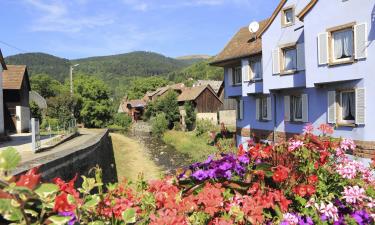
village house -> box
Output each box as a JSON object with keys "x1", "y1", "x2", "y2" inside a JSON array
[
  {"x1": 143, "y1": 83, "x2": 185, "y2": 102},
  {"x1": 2, "y1": 65, "x2": 31, "y2": 133},
  {"x1": 212, "y1": 0, "x2": 375, "y2": 159},
  {"x1": 118, "y1": 98, "x2": 146, "y2": 121},
  {"x1": 178, "y1": 84, "x2": 222, "y2": 125}
]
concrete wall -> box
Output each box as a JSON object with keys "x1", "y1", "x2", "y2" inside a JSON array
[
  {"x1": 16, "y1": 106, "x2": 30, "y2": 133},
  {"x1": 14, "y1": 130, "x2": 118, "y2": 186},
  {"x1": 197, "y1": 113, "x2": 218, "y2": 125},
  {"x1": 218, "y1": 110, "x2": 236, "y2": 126}
]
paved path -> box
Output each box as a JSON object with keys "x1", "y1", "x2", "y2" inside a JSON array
[{"x1": 12, "y1": 129, "x2": 106, "y2": 175}]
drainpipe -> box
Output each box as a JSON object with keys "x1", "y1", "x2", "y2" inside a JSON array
[{"x1": 273, "y1": 93, "x2": 277, "y2": 144}]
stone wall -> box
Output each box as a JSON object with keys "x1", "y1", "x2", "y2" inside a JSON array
[
  {"x1": 218, "y1": 110, "x2": 236, "y2": 126},
  {"x1": 15, "y1": 130, "x2": 118, "y2": 186},
  {"x1": 197, "y1": 113, "x2": 218, "y2": 125}
]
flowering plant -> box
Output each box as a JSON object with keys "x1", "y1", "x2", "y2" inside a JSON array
[{"x1": 0, "y1": 124, "x2": 374, "y2": 224}]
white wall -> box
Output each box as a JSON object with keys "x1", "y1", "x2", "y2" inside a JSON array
[
  {"x1": 0, "y1": 68, "x2": 4, "y2": 135},
  {"x1": 16, "y1": 106, "x2": 30, "y2": 133},
  {"x1": 218, "y1": 110, "x2": 236, "y2": 126}
]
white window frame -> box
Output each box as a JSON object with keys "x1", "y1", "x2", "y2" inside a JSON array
[
  {"x1": 338, "y1": 90, "x2": 356, "y2": 124},
  {"x1": 260, "y1": 97, "x2": 268, "y2": 120},
  {"x1": 249, "y1": 58, "x2": 262, "y2": 80},
  {"x1": 290, "y1": 95, "x2": 303, "y2": 122},
  {"x1": 281, "y1": 45, "x2": 297, "y2": 74},
  {"x1": 330, "y1": 27, "x2": 354, "y2": 64},
  {"x1": 233, "y1": 66, "x2": 242, "y2": 85}
]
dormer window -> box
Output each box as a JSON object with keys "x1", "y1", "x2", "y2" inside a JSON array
[{"x1": 282, "y1": 6, "x2": 295, "y2": 27}]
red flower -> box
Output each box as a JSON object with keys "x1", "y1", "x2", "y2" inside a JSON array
[
  {"x1": 249, "y1": 144, "x2": 272, "y2": 159},
  {"x1": 293, "y1": 185, "x2": 307, "y2": 197},
  {"x1": 308, "y1": 175, "x2": 318, "y2": 184},
  {"x1": 54, "y1": 192, "x2": 76, "y2": 212},
  {"x1": 319, "y1": 151, "x2": 330, "y2": 165},
  {"x1": 16, "y1": 166, "x2": 41, "y2": 190},
  {"x1": 53, "y1": 175, "x2": 79, "y2": 199},
  {"x1": 197, "y1": 183, "x2": 224, "y2": 216},
  {"x1": 318, "y1": 124, "x2": 334, "y2": 135},
  {"x1": 272, "y1": 166, "x2": 289, "y2": 183},
  {"x1": 237, "y1": 144, "x2": 245, "y2": 156}
]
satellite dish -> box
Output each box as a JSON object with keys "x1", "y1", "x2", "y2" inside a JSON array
[{"x1": 248, "y1": 21, "x2": 260, "y2": 33}]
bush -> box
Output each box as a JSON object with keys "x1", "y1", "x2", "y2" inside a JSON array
[
  {"x1": 30, "y1": 101, "x2": 43, "y2": 123},
  {"x1": 195, "y1": 119, "x2": 215, "y2": 136},
  {"x1": 151, "y1": 113, "x2": 168, "y2": 137},
  {"x1": 184, "y1": 101, "x2": 196, "y2": 131},
  {"x1": 173, "y1": 121, "x2": 182, "y2": 131},
  {"x1": 40, "y1": 117, "x2": 60, "y2": 130},
  {"x1": 113, "y1": 113, "x2": 132, "y2": 130}
]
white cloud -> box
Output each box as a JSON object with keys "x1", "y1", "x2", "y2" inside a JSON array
[{"x1": 24, "y1": 0, "x2": 114, "y2": 33}]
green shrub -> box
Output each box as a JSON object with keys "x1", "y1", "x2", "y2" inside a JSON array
[
  {"x1": 41, "y1": 117, "x2": 60, "y2": 130},
  {"x1": 195, "y1": 119, "x2": 215, "y2": 137},
  {"x1": 151, "y1": 113, "x2": 168, "y2": 137},
  {"x1": 173, "y1": 121, "x2": 182, "y2": 131},
  {"x1": 113, "y1": 113, "x2": 132, "y2": 130},
  {"x1": 184, "y1": 101, "x2": 196, "y2": 131},
  {"x1": 30, "y1": 101, "x2": 43, "y2": 123}
]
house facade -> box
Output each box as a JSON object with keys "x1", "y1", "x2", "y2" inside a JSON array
[
  {"x1": 213, "y1": 0, "x2": 375, "y2": 158},
  {"x1": 0, "y1": 49, "x2": 5, "y2": 137}
]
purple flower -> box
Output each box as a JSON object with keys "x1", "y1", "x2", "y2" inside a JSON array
[
  {"x1": 224, "y1": 170, "x2": 232, "y2": 179},
  {"x1": 238, "y1": 155, "x2": 249, "y2": 164},
  {"x1": 219, "y1": 162, "x2": 232, "y2": 171},
  {"x1": 207, "y1": 169, "x2": 217, "y2": 179},
  {"x1": 297, "y1": 216, "x2": 314, "y2": 225},
  {"x1": 192, "y1": 170, "x2": 208, "y2": 181},
  {"x1": 59, "y1": 211, "x2": 77, "y2": 225},
  {"x1": 204, "y1": 155, "x2": 214, "y2": 164},
  {"x1": 351, "y1": 210, "x2": 373, "y2": 225}
]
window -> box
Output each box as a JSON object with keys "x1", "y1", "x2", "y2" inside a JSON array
[
  {"x1": 233, "y1": 66, "x2": 242, "y2": 85},
  {"x1": 236, "y1": 98, "x2": 243, "y2": 120},
  {"x1": 339, "y1": 90, "x2": 355, "y2": 123},
  {"x1": 282, "y1": 46, "x2": 297, "y2": 72},
  {"x1": 291, "y1": 95, "x2": 303, "y2": 122},
  {"x1": 250, "y1": 59, "x2": 262, "y2": 80},
  {"x1": 260, "y1": 97, "x2": 268, "y2": 120},
  {"x1": 331, "y1": 28, "x2": 354, "y2": 62},
  {"x1": 282, "y1": 7, "x2": 295, "y2": 27}
]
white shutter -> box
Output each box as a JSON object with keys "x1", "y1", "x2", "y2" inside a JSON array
[
  {"x1": 242, "y1": 59, "x2": 250, "y2": 82},
  {"x1": 354, "y1": 23, "x2": 368, "y2": 60},
  {"x1": 327, "y1": 91, "x2": 336, "y2": 124},
  {"x1": 239, "y1": 99, "x2": 244, "y2": 120},
  {"x1": 272, "y1": 49, "x2": 280, "y2": 74},
  {"x1": 318, "y1": 32, "x2": 329, "y2": 65},
  {"x1": 355, "y1": 88, "x2": 365, "y2": 125},
  {"x1": 302, "y1": 94, "x2": 309, "y2": 122},
  {"x1": 266, "y1": 96, "x2": 272, "y2": 121},
  {"x1": 284, "y1": 96, "x2": 290, "y2": 122},
  {"x1": 256, "y1": 98, "x2": 260, "y2": 120},
  {"x1": 297, "y1": 43, "x2": 305, "y2": 71},
  {"x1": 227, "y1": 68, "x2": 233, "y2": 86}
]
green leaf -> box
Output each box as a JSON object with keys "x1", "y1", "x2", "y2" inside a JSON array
[
  {"x1": 0, "y1": 147, "x2": 21, "y2": 171},
  {"x1": 34, "y1": 183, "x2": 59, "y2": 198},
  {"x1": 122, "y1": 208, "x2": 136, "y2": 224},
  {"x1": 255, "y1": 163, "x2": 272, "y2": 171},
  {"x1": 48, "y1": 215, "x2": 71, "y2": 225},
  {"x1": 0, "y1": 199, "x2": 23, "y2": 221},
  {"x1": 83, "y1": 195, "x2": 100, "y2": 208},
  {"x1": 25, "y1": 209, "x2": 39, "y2": 217},
  {"x1": 88, "y1": 221, "x2": 105, "y2": 225},
  {"x1": 79, "y1": 176, "x2": 97, "y2": 194}
]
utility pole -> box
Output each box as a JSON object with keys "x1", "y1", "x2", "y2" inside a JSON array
[{"x1": 70, "y1": 64, "x2": 79, "y2": 97}]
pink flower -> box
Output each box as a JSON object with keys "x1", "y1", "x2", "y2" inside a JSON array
[
  {"x1": 282, "y1": 213, "x2": 299, "y2": 225},
  {"x1": 315, "y1": 202, "x2": 339, "y2": 222},
  {"x1": 318, "y1": 124, "x2": 334, "y2": 135},
  {"x1": 342, "y1": 186, "x2": 366, "y2": 204},
  {"x1": 303, "y1": 123, "x2": 314, "y2": 134},
  {"x1": 288, "y1": 140, "x2": 304, "y2": 152},
  {"x1": 340, "y1": 138, "x2": 356, "y2": 151},
  {"x1": 336, "y1": 161, "x2": 358, "y2": 179}
]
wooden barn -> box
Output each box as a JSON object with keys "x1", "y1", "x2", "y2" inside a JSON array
[{"x1": 178, "y1": 84, "x2": 222, "y2": 113}]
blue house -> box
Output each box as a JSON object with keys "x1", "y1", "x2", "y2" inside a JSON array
[{"x1": 211, "y1": 0, "x2": 375, "y2": 159}]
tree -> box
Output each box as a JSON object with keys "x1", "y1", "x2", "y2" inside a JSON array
[
  {"x1": 30, "y1": 74, "x2": 62, "y2": 98},
  {"x1": 151, "y1": 113, "x2": 168, "y2": 137},
  {"x1": 151, "y1": 91, "x2": 180, "y2": 129},
  {"x1": 30, "y1": 101, "x2": 43, "y2": 123},
  {"x1": 46, "y1": 92, "x2": 77, "y2": 125},
  {"x1": 184, "y1": 101, "x2": 196, "y2": 131},
  {"x1": 73, "y1": 75, "x2": 113, "y2": 128}
]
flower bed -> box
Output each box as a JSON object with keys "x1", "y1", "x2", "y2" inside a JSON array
[{"x1": 0, "y1": 124, "x2": 374, "y2": 225}]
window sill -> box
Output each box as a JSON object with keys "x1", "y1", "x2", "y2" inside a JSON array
[
  {"x1": 257, "y1": 119, "x2": 270, "y2": 123},
  {"x1": 231, "y1": 84, "x2": 242, "y2": 87},
  {"x1": 286, "y1": 121, "x2": 305, "y2": 124},
  {"x1": 244, "y1": 78, "x2": 263, "y2": 83},
  {"x1": 328, "y1": 59, "x2": 354, "y2": 67},
  {"x1": 282, "y1": 22, "x2": 294, "y2": 28},
  {"x1": 336, "y1": 123, "x2": 356, "y2": 128},
  {"x1": 280, "y1": 70, "x2": 297, "y2": 75}
]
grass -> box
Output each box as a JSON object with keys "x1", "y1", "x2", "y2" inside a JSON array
[
  {"x1": 110, "y1": 133, "x2": 163, "y2": 182},
  {"x1": 162, "y1": 130, "x2": 217, "y2": 162}
]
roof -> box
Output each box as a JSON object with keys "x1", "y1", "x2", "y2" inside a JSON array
[
  {"x1": 256, "y1": 0, "x2": 287, "y2": 38},
  {"x1": 193, "y1": 80, "x2": 223, "y2": 94},
  {"x1": 211, "y1": 19, "x2": 268, "y2": 65},
  {"x1": 145, "y1": 83, "x2": 186, "y2": 100},
  {"x1": 127, "y1": 99, "x2": 146, "y2": 108},
  {"x1": 297, "y1": 0, "x2": 318, "y2": 21},
  {"x1": 0, "y1": 49, "x2": 6, "y2": 70},
  {"x1": 2, "y1": 65, "x2": 31, "y2": 90},
  {"x1": 178, "y1": 84, "x2": 221, "y2": 103}
]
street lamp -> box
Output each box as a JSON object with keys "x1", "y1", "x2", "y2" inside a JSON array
[{"x1": 70, "y1": 64, "x2": 79, "y2": 97}]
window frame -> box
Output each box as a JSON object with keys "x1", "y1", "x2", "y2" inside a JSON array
[
  {"x1": 338, "y1": 90, "x2": 356, "y2": 125},
  {"x1": 233, "y1": 66, "x2": 242, "y2": 85},
  {"x1": 281, "y1": 6, "x2": 295, "y2": 28},
  {"x1": 290, "y1": 95, "x2": 303, "y2": 122},
  {"x1": 249, "y1": 57, "x2": 263, "y2": 80},
  {"x1": 279, "y1": 43, "x2": 298, "y2": 74},
  {"x1": 260, "y1": 97, "x2": 268, "y2": 120},
  {"x1": 327, "y1": 22, "x2": 356, "y2": 65}
]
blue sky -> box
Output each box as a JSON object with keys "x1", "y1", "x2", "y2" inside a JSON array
[{"x1": 0, "y1": 0, "x2": 278, "y2": 59}]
